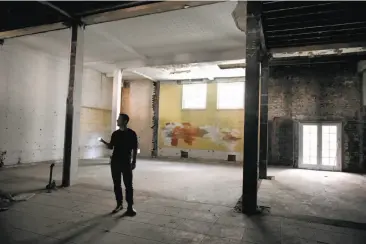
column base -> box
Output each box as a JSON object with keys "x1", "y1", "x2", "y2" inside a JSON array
[{"x1": 242, "y1": 205, "x2": 271, "y2": 216}]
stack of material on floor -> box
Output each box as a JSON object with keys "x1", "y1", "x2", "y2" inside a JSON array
[{"x1": 0, "y1": 190, "x2": 36, "y2": 211}]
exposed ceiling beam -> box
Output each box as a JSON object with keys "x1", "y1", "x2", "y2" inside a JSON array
[
  {"x1": 0, "y1": 1, "x2": 220, "y2": 40},
  {"x1": 270, "y1": 52, "x2": 366, "y2": 66},
  {"x1": 266, "y1": 21, "x2": 366, "y2": 34},
  {"x1": 38, "y1": 1, "x2": 73, "y2": 20},
  {"x1": 265, "y1": 9, "x2": 348, "y2": 21},
  {"x1": 0, "y1": 23, "x2": 67, "y2": 39},
  {"x1": 267, "y1": 26, "x2": 366, "y2": 39},
  {"x1": 268, "y1": 33, "x2": 366, "y2": 45},
  {"x1": 126, "y1": 69, "x2": 156, "y2": 81},
  {"x1": 82, "y1": 1, "x2": 221, "y2": 25},
  {"x1": 270, "y1": 42, "x2": 366, "y2": 55},
  {"x1": 263, "y1": 2, "x2": 337, "y2": 13},
  {"x1": 272, "y1": 47, "x2": 366, "y2": 58},
  {"x1": 258, "y1": 4, "x2": 267, "y2": 54},
  {"x1": 259, "y1": 18, "x2": 267, "y2": 54}
]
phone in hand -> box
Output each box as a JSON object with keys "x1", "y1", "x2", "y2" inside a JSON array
[{"x1": 98, "y1": 138, "x2": 108, "y2": 145}]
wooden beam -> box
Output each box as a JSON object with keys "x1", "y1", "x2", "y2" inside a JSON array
[
  {"x1": 0, "y1": 1, "x2": 221, "y2": 40},
  {"x1": 270, "y1": 42, "x2": 366, "y2": 54},
  {"x1": 38, "y1": 1, "x2": 73, "y2": 19},
  {"x1": 259, "y1": 18, "x2": 267, "y2": 54},
  {"x1": 0, "y1": 23, "x2": 67, "y2": 39},
  {"x1": 82, "y1": 1, "x2": 220, "y2": 25}
]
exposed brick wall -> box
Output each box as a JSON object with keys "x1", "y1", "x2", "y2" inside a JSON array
[{"x1": 268, "y1": 62, "x2": 363, "y2": 172}]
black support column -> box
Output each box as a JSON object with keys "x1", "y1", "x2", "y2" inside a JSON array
[
  {"x1": 62, "y1": 23, "x2": 84, "y2": 187},
  {"x1": 151, "y1": 81, "x2": 160, "y2": 157},
  {"x1": 242, "y1": 2, "x2": 261, "y2": 214},
  {"x1": 259, "y1": 57, "x2": 271, "y2": 179}
]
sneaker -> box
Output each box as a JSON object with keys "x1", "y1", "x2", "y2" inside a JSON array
[
  {"x1": 112, "y1": 204, "x2": 123, "y2": 214},
  {"x1": 125, "y1": 207, "x2": 137, "y2": 216}
]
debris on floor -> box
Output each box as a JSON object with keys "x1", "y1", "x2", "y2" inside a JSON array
[
  {"x1": 1, "y1": 190, "x2": 36, "y2": 212},
  {"x1": 233, "y1": 195, "x2": 242, "y2": 213},
  {"x1": 0, "y1": 190, "x2": 13, "y2": 201},
  {"x1": 11, "y1": 193, "x2": 36, "y2": 202},
  {"x1": 0, "y1": 191, "x2": 12, "y2": 211}
]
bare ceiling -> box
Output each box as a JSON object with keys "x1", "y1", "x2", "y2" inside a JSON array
[{"x1": 4, "y1": 1, "x2": 245, "y2": 81}]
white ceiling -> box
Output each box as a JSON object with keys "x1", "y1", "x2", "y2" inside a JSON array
[
  {"x1": 123, "y1": 63, "x2": 245, "y2": 81},
  {"x1": 5, "y1": 1, "x2": 246, "y2": 81}
]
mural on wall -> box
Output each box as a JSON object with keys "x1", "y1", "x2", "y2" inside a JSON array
[
  {"x1": 161, "y1": 122, "x2": 241, "y2": 152},
  {"x1": 158, "y1": 82, "x2": 245, "y2": 154}
]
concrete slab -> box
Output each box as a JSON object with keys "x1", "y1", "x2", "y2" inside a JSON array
[{"x1": 0, "y1": 158, "x2": 366, "y2": 244}]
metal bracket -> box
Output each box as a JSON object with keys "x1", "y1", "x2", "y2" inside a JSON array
[
  {"x1": 63, "y1": 20, "x2": 85, "y2": 29},
  {"x1": 260, "y1": 50, "x2": 271, "y2": 62}
]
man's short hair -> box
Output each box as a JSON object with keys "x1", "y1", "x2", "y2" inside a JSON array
[{"x1": 119, "y1": 113, "x2": 130, "y2": 124}]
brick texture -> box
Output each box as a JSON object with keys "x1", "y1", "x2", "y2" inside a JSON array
[{"x1": 268, "y1": 62, "x2": 363, "y2": 172}]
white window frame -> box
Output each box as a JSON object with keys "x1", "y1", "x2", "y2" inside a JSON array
[
  {"x1": 298, "y1": 122, "x2": 342, "y2": 171},
  {"x1": 216, "y1": 82, "x2": 245, "y2": 110},
  {"x1": 181, "y1": 83, "x2": 207, "y2": 110}
]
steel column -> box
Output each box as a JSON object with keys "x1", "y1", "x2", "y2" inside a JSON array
[
  {"x1": 62, "y1": 23, "x2": 84, "y2": 187},
  {"x1": 242, "y1": 1, "x2": 261, "y2": 214},
  {"x1": 259, "y1": 57, "x2": 270, "y2": 179}
]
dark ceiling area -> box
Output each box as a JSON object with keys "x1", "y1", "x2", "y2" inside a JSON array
[
  {"x1": 0, "y1": 1, "x2": 158, "y2": 33},
  {"x1": 49, "y1": 1, "x2": 160, "y2": 17},
  {"x1": 262, "y1": 1, "x2": 366, "y2": 49},
  {"x1": 1, "y1": 1, "x2": 366, "y2": 53},
  {"x1": 269, "y1": 52, "x2": 366, "y2": 66}
]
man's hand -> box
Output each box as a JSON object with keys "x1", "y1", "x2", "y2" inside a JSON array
[
  {"x1": 99, "y1": 138, "x2": 113, "y2": 150},
  {"x1": 131, "y1": 161, "x2": 136, "y2": 170}
]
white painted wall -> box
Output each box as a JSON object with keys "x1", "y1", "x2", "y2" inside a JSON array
[
  {"x1": 158, "y1": 148, "x2": 243, "y2": 162},
  {"x1": 82, "y1": 69, "x2": 112, "y2": 110},
  {"x1": 79, "y1": 68, "x2": 113, "y2": 159},
  {"x1": 0, "y1": 42, "x2": 69, "y2": 166},
  {"x1": 0, "y1": 42, "x2": 113, "y2": 166},
  {"x1": 123, "y1": 79, "x2": 153, "y2": 157}
]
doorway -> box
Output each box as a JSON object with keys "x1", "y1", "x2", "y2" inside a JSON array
[{"x1": 299, "y1": 122, "x2": 342, "y2": 171}]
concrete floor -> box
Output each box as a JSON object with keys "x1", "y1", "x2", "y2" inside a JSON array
[
  {"x1": 0, "y1": 158, "x2": 243, "y2": 206},
  {"x1": 1, "y1": 158, "x2": 366, "y2": 243},
  {"x1": 259, "y1": 168, "x2": 366, "y2": 225}
]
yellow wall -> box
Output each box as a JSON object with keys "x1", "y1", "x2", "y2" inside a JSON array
[{"x1": 158, "y1": 82, "x2": 244, "y2": 153}]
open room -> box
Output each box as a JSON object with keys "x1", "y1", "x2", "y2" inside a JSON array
[{"x1": 1, "y1": 1, "x2": 366, "y2": 244}]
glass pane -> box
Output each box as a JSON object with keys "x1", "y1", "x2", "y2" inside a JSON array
[
  {"x1": 322, "y1": 158, "x2": 330, "y2": 166},
  {"x1": 182, "y1": 83, "x2": 207, "y2": 109},
  {"x1": 217, "y1": 82, "x2": 245, "y2": 109},
  {"x1": 321, "y1": 125, "x2": 338, "y2": 166},
  {"x1": 329, "y1": 140, "x2": 337, "y2": 150},
  {"x1": 329, "y1": 126, "x2": 337, "y2": 134},
  {"x1": 302, "y1": 125, "x2": 318, "y2": 165}
]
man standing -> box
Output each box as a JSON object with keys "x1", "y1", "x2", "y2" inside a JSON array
[{"x1": 101, "y1": 113, "x2": 138, "y2": 216}]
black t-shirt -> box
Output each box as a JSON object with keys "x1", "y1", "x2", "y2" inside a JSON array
[{"x1": 110, "y1": 128, "x2": 138, "y2": 160}]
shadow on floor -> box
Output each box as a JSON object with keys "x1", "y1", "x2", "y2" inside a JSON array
[
  {"x1": 3, "y1": 211, "x2": 131, "y2": 244},
  {"x1": 275, "y1": 213, "x2": 366, "y2": 231},
  {"x1": 235, "y1": 195, "x2": 366, "y2": 231}
]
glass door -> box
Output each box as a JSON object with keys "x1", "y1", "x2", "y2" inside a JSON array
[{"x1": 299, "y1": 123, "x2": 341, "y2": 171}]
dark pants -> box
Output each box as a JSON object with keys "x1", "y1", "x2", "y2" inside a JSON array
[{"x1": 110, "y1": 159, "x2": 133, "y2": 207}]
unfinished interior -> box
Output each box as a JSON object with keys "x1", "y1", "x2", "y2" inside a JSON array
[{"x1": 1, "y1": 1, "x2": 366, "y2": 244}]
